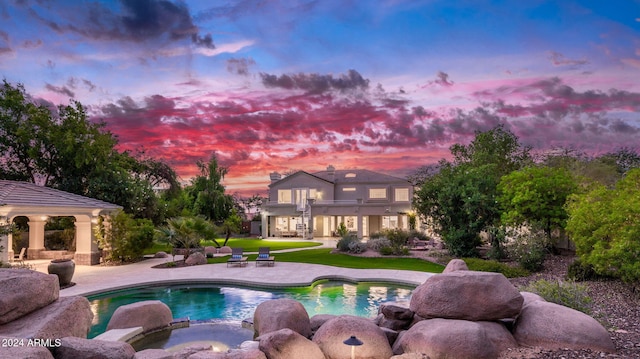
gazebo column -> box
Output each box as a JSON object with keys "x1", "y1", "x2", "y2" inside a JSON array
[
  {"x1": 0, "y1": 216, "x2": 11, "y2": 262},
  {"x1": 75, "y1": 218, "x2": 99, "y2": 265},
  {"x1": 27, "y1": 216, "x2": 47, "y2": 260},
  {"x1": 0, "y1": 234, "x2": 8, "y2": 264}
]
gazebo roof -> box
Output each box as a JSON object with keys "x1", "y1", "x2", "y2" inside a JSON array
[{"x1": 0, "y1": 180, "x2": 121, "y2": 216}]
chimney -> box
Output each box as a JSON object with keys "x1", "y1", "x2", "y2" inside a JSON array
[
  {"x1": 269, "y1": 172, "x2": 282, "y2": 183},
  {"x1": 326, "y1": 165, "x2": 335, "y2": 181}
]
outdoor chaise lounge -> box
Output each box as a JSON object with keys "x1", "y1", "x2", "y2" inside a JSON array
[
  {"x1": 14, "y1": 247, "x2": 26, "y2": 264},
  {"x1": 255, "y1": 247, "x2": 275, "y2": 267},
  {"x1": 227, "y1": 248, "x2": 248, "y2": 267}
]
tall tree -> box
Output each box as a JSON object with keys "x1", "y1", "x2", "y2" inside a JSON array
[
  {"x1": 498, "y1": 166, "x2": 577, "y2": 240},
  {"x1": 187, "y1": 154, "x2": 234, "y2": 222},
  {"x1": 414, "y1": 125, "x2": 532, "y2": 256},
  {"x1": 0, "y1": 81, "x2": 161, "y2": 220},
  {"x1": 415, "y1": 162, "x2": 501, "y2": 256},
  {"x1": 450, "y1": 124, "x2": 533, "y2": 175}
]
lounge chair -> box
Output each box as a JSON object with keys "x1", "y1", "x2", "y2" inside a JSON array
[
  {"x1": 255, "y1": 247, "x2": 275, "y2": 267},
  {"x1": 227, "y1": 248, "x2": 248, "y2": 267},
  {"x1": 14, "y1": 247, "x2": 26, "y2": 264}
]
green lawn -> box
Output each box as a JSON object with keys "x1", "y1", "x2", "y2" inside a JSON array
[
  {"x1": 206, "y1": 248, "x2": 444, "y2": 273},
  {"x1": 145, "y1": 238, "x2": 322, "y2": 255}
]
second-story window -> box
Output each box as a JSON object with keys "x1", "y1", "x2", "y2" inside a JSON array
[
  {"x1": 369, "y1": 188, "x2": 387, "y2": 199},
  {"x1": 278, "y1": 189, "x2": 292, "y2": 203},
  {"x1": 395, "y1": 188, "x2": 409, "y2": 202}
]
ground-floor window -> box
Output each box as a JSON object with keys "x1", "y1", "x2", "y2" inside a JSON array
[{"x1": 382, "y1": 216, "x2": 398, "y2": 229}]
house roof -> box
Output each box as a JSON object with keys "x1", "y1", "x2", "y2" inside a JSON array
[
  {"x1": 0, "y1": 180, "x2": 121, "y2": 210},
  {"x1": 312, "y1": 169, "x2": 409, "y2": 184}
]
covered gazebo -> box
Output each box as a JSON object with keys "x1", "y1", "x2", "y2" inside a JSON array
[{"x1": 0, "y1": 180, "x2": 121, "y2": 265}]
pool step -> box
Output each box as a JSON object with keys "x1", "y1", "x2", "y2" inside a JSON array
[{"x1": 94, "y1": 327, "x2": 143, "y2": 342}]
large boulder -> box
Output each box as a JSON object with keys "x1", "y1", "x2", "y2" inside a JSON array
[
  {"x1": 107, "y1": 300, "x2": 173, "y2": 333},
  {"x1": 225, "y1": 349, "x2": 268, "y2": 359},
  {"x1": 187, "y1": 348, "x2": 267, "y2": 359},
  {"x1": 310, "y1": 314, "x2": 337, "y2": 333},
  {"x1": 0, "y1": 296, "x2": 93, "y2": 339},
  {"x1": 513, "y1": 300, "x2": 615, "y2": 353},
  {"x1": 253, "y1": 299, "x2": 311, "y2": 338},
  {"x1": 52, "y1": 337, "x2": 136, "y2": 359},
  {"x1": 312, "y1": 315, "x2": 393, "y2": 359},
  {"x1": 379, "y1": 302, "x2": 414, "y2": 320},
  {"x1": 520, "y1": 291, "x2": 546, "y2": 307},
  {"x1": 258, "y1": 328, "x2": 325, "y2": 359},
  {"x1": 378, "y1": 302, "x2": 414, "y2": 331},
  {"x1": 134, "y1": 348, "x2": 174, "y2": 359},
  {"x1": 0, "y1": 269, "x2": 59, "y2": 325},
  {"x1": 477, "y1": 321, "x2": 518, "y2": 353},
  {"x1": 390, "y1": 354, "x2": 431, "y2": 359},
  {"x1": 410, "y1": 271, "x2": 523, "y2": 321},
  {"x1": 393, "y1": 318, "x2": 499, "y2": 359},
  {"x1": 185, "y1": 251, "x2": 207, "y2": 266}
]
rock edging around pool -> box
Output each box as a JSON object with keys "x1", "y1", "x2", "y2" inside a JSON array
[{"x1": 0, "y1": 259, "x2": 617, "y2": 359}]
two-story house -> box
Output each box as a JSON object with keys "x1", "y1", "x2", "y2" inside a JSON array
[{"x1": 261, "y1": 166, "x2": 414, "y2": 239}]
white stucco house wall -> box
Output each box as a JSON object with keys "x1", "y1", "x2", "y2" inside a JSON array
[{"x1": 261, "y1": 166, "x2": 414, "y2": 239}]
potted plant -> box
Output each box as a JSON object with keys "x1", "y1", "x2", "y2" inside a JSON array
[{"x1": 48, "y1": 258, "x2": 75, "y2": 287}]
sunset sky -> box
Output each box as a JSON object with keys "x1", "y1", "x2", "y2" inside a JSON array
[{"x1": 1, "y1": 0, "x2": 639, "y2": 196}]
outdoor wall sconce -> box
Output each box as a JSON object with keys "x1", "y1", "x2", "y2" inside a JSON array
[
  {"x1": 343, "y1": 335, "x2": 363, "y2": 359},
  {"x1": 40, "y1": 215, "x2": 49, "y2": 221}
]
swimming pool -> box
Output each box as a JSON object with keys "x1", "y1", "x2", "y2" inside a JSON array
[{"x1": 87, "y1": 280, "x2": 414, "y2": 339}]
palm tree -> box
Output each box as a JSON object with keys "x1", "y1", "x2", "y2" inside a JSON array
[{"x1": 156, "y1": 216, "x2": 219, "y2": 258}]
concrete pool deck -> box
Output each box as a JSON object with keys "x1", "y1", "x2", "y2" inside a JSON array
[{"x1": 27, "y1": 239, "x2": 436, "y2": 297}]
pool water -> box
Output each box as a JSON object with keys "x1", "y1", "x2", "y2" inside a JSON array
[
  {"x1": 130, "y1": 322, "x2": 253, "y2": 352},
  {"x1": 87, "y1": 281, "x2": 414, "y2": 338}
]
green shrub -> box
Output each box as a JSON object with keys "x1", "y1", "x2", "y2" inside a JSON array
[
  {"x1": 348, "y1": 241, "x2": 367, "y2": 254},
  {"x1": 566, "y1": 169, "x2": 640, "y2": 283},
  {"x1": 376, "y1": 228, "x2": 412, "y2": 255},
  {"x1": 409, "y1": 230, "x2": 429, "y2": 241},
  {"x1": 566, "y1": 259, "x2": 599, "y2": 282},
  {"x1": 506, "y1": 229, "x2": 548, "y2": 272},
  {"x1": 463, "y1": 258, "x2": 530, "y2": 278},
  {"x1": 45, "y1": 228, "x2": 76, "y2": 250},
  {"x1": 521, "y1": 279, "x2": 592, "y2": 314},
  {"x1": 95, "y1": 210, "x2": 155, "y2": 263},
  {"x1": 336, "y1": 236, "x2": 358, "y2": 252},
  {"x1": 336, "y1": 222, "x2": 349, "y2": 237},
  {"x1": 367, "y1": 238, "x2": 391, "y2": 252}
]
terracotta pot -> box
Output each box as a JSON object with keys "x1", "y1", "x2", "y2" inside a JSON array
[{"x1": 48, "y1": 259, "x2": 75, "y2": 287}]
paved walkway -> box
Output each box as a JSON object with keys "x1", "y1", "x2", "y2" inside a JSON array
[{"x1": 27, "y1": 239, "x2": 434, "y2": 297}]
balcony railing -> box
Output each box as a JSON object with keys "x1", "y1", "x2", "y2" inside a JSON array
[{"x1": 265, "y1": 200, "x2": 359, "y2": 206}]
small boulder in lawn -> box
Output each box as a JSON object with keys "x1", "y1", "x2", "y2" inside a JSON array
[
  {"x1": 185, "y1": 251, "x2": 207, "y2": 265},
  {"x1": 442, "y1": 258, "x2": 468, "y2": 273}
]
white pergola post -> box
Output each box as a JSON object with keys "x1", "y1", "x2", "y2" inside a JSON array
[
  {"x1": 74, "y1": 216, "x2": 99, "y2": 265},
  {"x1": 27, "y1": 216, "x2": 47, "y2": 259},
  {"x1": 0, "y1": 215, "x2": 11, "y2": 262}
]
